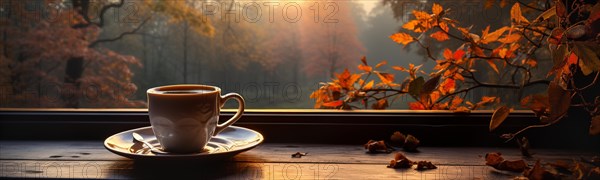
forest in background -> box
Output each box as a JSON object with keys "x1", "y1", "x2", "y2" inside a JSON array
[{"x1": 1, "y1": 0, "x2": 550, "y2": 109}]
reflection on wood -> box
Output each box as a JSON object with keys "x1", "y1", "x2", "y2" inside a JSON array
[{"x1": 0, "y1": 141, "x2": 597, "y2": 179}]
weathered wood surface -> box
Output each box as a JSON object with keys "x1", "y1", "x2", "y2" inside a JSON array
[{"x1": 0, "y1": 141, "x2": 597, "y2": 179}]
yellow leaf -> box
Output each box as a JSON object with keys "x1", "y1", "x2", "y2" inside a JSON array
[
  {"x1": 498, "y1": 48, "x2": 508, "y2": 58},
  {"x1": 363, "y1": 80, "x2": 374, "y2": 90},
  {"x1": 432, "y1": 3, "x2": 443, "y2": 15},
  {"x1": 510, "y1": 3, "x2": 530, "y2": 24},
  {"x1": 481, "y1": 26, "x2": 509, "y2": 44},
  {"x1": 498, "y1": 34, "x2": 521, "y2": 44},
  {"x1": 376, "y1": 72, "x2": 395, "y2": 85},
  {"x1": 390, "y1": 33, "x2": 414, "y2": 47}
]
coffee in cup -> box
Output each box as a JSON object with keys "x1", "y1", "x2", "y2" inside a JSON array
[{"x1": 147, "y1": 84, "x2": 245, "y2": 153}]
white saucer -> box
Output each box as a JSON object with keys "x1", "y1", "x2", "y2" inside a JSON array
[{"x1": 104, "y1": 126, "x2": 263, "y2": 161}]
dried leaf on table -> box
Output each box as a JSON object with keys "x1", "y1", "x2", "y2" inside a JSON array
[
  {"x1": 390, "y1": 131, "x2": 406, "y2": 147},
  {"x1": 485, "y1": 152, "x2": 504, "y2": 167},
  {"x1": 415, "y1": 161, "x2": 437, "y2": 170},
  {"x1": 291, "y1": 152, "x2": 308, "y2": 158},
  {"x1": 589, "y1": 167, "x2": 600, "y2": 179},
  {"x1": 403, "y1": 135, "x2": 420, "y2": 152},
  {"x1": 364, "y1": 140, "x2": 392, "y2": 153},
  {"x1": 580, "y1": 156, "x2": 600, "y2": 167},
  {"x1": 388, "y1": 152, "x2": 413, "y2": 169},
  {"x1": 523, "y1": 160, "x2": 563, "y2": 180},
  {"x1": 388, "y1": 159, "x2": 413, "y2": 169},
  {"x1": 485, "y1": 152, "x2": 528, "y2": 172}
]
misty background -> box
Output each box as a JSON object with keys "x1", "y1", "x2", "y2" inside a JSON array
[{"x1": 1, "y1": 0, "x2": 551, "y2": 109}]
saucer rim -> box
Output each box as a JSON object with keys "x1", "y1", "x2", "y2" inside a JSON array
[{"x1": 103, "y1": 126, "x2": 264, "y2": 159}]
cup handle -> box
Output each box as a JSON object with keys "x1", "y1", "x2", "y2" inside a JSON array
[{"x1": 214, "y1": 93, "x2": 245, "y2": 135}]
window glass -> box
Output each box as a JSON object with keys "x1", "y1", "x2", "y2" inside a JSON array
[{"x1": 0, "y1": 0, "x2": 549, "y2": 109}]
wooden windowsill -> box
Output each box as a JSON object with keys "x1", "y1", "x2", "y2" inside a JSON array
[{"x1": 0, "y1": 141, "x2": 597, "y2": 179}]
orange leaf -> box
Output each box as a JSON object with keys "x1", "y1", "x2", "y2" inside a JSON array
[
  {"x1": 392, "y1": 66, "x2": 406, "y2": 71},
  {"x1": 409, "y1": 102, "x2": 426, "y2": 110},
  {"x1": 450, "y1": 97, "x2": 464, "y2": 109},
  {"x1": 548, "y1": 28, "x2": 564, "y2": 45},
  {"x1": 402, "y1": 20, "x2": 420, "y2": 32},
  {"x1": 498, "y1": 34, "x2": 521, "y2": 44},
  {"x1": 363, "y1": 80, "x2": 374, "y2": 90},
  {"x1": 482, "y1": 25, "x2": 491, "y2": 38},
  {"x1": 430, "y1": 31, "x2": 449, "y2": 41},
  {"x1": 429, "y1": 91, "x2": 441, "y2": 102},
  {"x1": 454, "y1": 106, "x2": 471, "y2": 113},
  {"x1": 510, "y1": 3, "x2": 530, "y2": 24},
  {"x1": 377, "y1": 72, "x2": 395, "y2": 85},
  {"x1": 567, "y1": 52, "x2": 578, "y2": 65},
  {"x1": 443, "y1": 49, "x2": 453, "y2": 60},
  {"x1": 453, "y1": 73, "x2": 465, "y2": 81},
  {"x1": 481, "y1": 96, "x2": 498, "y2": 104},
  {"x1": 322, "y1": 100, "x2": 343, "y2": 107},
  {"x1": 498, "y1": 48, "x2": 508, "y2": 58},
  {"x1": 439, "y1": 78, "x2": 456, "y2": 94},
  {"x1": 390, "y1": 33, "x2": 414, "y2": 47},
  {"x1": 487, "y1": 60, "x2": 500, "y2": 74},
  {"x1": 453, "y1": 49, "x2": 465, "y2": 60},
  {"x1": 358, "y1": 64, "x2": 372, "y2": 72},
  {"x1": 413, "y1": 10, "x2": 430, "y2": 20},
  {"x1": 336, "y1": 69, "x2": 351, "y2": 80},
  {"x1": 336, "y1": 69, "x2": 361, "y2": 89},
  {"x1": 523, "y1": 59, "x2": 537, "y2": 67},
  {"x1": 375, "y1": 60, "x2": 387, "y2": 68},
  {"x1": 432, "y1": 3, "x2": 443, "y2": 15},
  {"x1": 372, "y1": 99, "x2": 389, "y2": 109}
]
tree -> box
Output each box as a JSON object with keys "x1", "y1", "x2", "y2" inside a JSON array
[
  {"x1": 0, "y1": 0, "x2": 215, "y2": 108},
  {"x1": 311, "y1": 1, "x2": 600, "y2": 137},
  {"x1": 298, "y1": 1, "x2": 366, "y2": 79}
]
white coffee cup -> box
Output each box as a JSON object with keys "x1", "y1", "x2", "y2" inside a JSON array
[{"x1": 147, "y1": 84, "x2": 245, "y2": 153}]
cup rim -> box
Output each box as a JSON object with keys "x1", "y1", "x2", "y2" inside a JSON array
[{"x1": 147, "y1": 84, "x2": 221, "y2": 95}]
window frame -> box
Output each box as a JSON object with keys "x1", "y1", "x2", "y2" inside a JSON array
[{"x1": 0, "y1": 108, "x2": 537, "y2": 146}]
